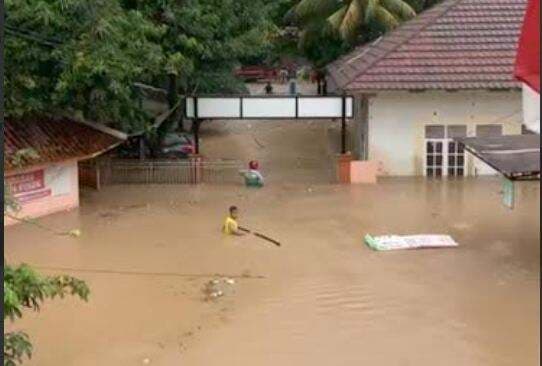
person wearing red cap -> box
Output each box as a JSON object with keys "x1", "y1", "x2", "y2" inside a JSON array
[{"x1": 240, "y1": 160, "x2": 264, "y2": 187}]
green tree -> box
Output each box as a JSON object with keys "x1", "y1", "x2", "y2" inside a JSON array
[
  {"x1": 3, "y1": 264, "x2": 90, "y2": 366},
  {"x1": 122, "y1": 0, "x2": 277, "y2": 142},
  {"x1": 3, "y1": 151, "x2": 90, "y2": 366},
  {"x1": 124, "y1": 0, "x2": 277, "y2": 97},
  {"x1": 4, "y1": 0, "x2": 164, "y2": 132}
]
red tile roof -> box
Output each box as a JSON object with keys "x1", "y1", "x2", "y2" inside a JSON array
[
  {"x1": 327, "y1": 0, "x2": 527, "y2": 92},
  {"x1": 4, "y1": 117, "x2": 126, "y2": 172}
]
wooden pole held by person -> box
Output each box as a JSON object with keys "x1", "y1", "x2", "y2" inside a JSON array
[{"x1": 239, "y1": 226, "x2": 281, "y2": 247}]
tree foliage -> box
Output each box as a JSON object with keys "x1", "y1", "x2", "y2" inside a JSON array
[
  {"x1": 124, "y1": 0, "x2": 277, "y2": 95},
  {"x1": 3, "y1": 264, "x2": 90, "y2": 366},
  {"x1": 4, "y1": 0, "x2": 165, "y2": 132},
  {"x1": 5, "y1": 0, "x2": 277, "y2": 133}
]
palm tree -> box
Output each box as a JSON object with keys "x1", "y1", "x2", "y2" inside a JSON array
[{"x1": 287, "y1": 0, "x2": 418, "y2": 44}]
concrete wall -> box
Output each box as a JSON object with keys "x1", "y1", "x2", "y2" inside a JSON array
[
  {"x1": 365, "y1": 90, "x2": 523, "y2": 176},
  {"x1": 4, "y1": 160, "x2": 79, "y2": 226},
  {"x1": 522, "y1": 83, "x2": 540, "y2": 134}
]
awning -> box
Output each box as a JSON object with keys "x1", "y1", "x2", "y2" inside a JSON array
[{"x1": 455, "y1": 135, "x2": 540, "y2": 180}]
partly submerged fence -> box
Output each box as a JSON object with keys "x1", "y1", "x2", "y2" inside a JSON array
[{"x1": 79, "y1": 158, "x2": 244, "y2": 189}]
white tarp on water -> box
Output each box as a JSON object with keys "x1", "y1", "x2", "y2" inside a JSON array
[{"x1": 365, "y1": 234, "x2": 459, "y2": 251}]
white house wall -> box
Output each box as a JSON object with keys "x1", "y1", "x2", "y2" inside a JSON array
[
  {"x1": 4, "y1": 160, "x2": 79, "y2": 226},
  {"x1": 367, "y1": 90, "x2": 523, "y2": 176},
  {"x1": 522, "y1": 83, "x2": 540, "y2": 134}
]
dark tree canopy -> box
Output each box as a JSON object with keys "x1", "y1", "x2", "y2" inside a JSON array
[
  {"x1": 4, "y1": 0, "x2": 164, "y2": 132},
  {"x1": 4, "y1": 0, "x2": 276, "y2": 131}
]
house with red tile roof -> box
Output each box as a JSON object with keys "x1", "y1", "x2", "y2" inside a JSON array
[
  {"x1": 4, "y1": 117, "x2": 126, "y2": 225},
  {"x1": 327, "y1": 0, "x2": 527, "y2": 177}
]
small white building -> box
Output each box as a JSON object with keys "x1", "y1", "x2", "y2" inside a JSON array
[
  {"x1": 4, "y1": 117, "x2": 125, "y2": 226},
  {"x1": 327, "y1": 0, "x2": 528, "y2": 178}
]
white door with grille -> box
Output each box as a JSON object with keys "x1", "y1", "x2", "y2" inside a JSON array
[{"x1": 424, "y1": 125, "x2": 468, "y2": 178}]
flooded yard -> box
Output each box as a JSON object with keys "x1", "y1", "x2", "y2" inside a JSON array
[{"x1": 4, "y1": 115, "x2": 540, "y2": 365}]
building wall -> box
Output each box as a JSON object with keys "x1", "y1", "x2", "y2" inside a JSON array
[
  {"x1": 522, "y1": 83, "x2": 540, "y2": 133},
  {"x1": 4, "y1": 160, "x2": 79, "y2": 226},
  {"x1": 365, "y1": 90, "x2": 523, "y2": 176}
]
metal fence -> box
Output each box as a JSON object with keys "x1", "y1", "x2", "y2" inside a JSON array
[{"x1": 79, "y1": 158, "x2": 244, "y2": 188}]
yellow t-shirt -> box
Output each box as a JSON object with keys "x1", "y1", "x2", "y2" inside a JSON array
[{"x1": 222, "y1": 216, "x2": 238, "y2": 235}]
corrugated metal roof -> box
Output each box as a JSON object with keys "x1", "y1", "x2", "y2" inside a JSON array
[
  {"x1": 4, "y1": 117, "x2": 126, "y2": 172},
  {"x1": 327, "y1": 0, "x2": 527, "y2": 91},
  {"x1": 456, "y1": 134, "x2": 540, "y2": 179}
]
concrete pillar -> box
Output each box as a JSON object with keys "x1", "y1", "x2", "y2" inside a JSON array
[{"x1": 337, "y1": 152, "x2": 353, "y2": 184}]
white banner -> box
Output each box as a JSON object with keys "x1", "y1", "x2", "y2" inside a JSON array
[{"x1": 185, "y1": 96, "x2": 354, "y2": 119}]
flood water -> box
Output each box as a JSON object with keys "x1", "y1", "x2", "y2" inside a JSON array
[{"x1": 4, "y1": 106, "x2": 540, "y2": 365}]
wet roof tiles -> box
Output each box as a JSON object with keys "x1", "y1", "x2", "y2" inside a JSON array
[
  {"x1": 327, "y1": 0, "x2": 527, "y2": 91},
  {"x1": 4, "y1": 117, "x2": 126, "y2": 172}
]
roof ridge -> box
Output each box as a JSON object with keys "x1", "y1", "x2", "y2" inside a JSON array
[
  {"x1": 70, "y1": 118, "x2": 128, "y2": 140},
  {"x1": 341, "y1": 0, "x2": 465, "y2": 90}
]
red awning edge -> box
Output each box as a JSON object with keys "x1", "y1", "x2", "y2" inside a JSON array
[{"x1": 514, "y1": 0, "x2": 540, "y2": 93}]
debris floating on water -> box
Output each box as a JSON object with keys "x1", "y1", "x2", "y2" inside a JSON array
[
  {"x1": 202, "y1": 277, "x2": 236, "y2": 301},
  {"x1": 68, "y1": 229, "x2": 81, "y2": 238},
  {"x1": 364, "y1": 234, "x2": 459, "y2": 251}
]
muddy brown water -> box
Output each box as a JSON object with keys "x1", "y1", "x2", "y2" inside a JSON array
[{"x1": 4, "y1": 115, "x2": 540, "y2": 365}]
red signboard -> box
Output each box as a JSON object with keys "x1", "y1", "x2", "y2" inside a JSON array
[{"x1": 6, "y1": 170, "x2": 51, "y2": 204}]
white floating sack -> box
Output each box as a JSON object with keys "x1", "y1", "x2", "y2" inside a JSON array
[{"x1": 364, "y1": 234, "x2": 458, "y2": 251}]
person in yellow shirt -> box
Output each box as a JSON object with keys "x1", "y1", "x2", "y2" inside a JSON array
[{"x1": 222, "y1": 206, "x2": 245, "y2": 236}]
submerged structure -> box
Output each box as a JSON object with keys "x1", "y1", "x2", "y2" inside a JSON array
[{"x1": 4, "y1": 117, "x2": 126, "y2": 225}]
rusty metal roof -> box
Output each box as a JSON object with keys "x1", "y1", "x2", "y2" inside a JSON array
[
  {"x1": 4, "y1": 117, "x2": 126, "y2": 172},
  {"x1": 327, "y1": 0, "x2": 527, "y2": 92}
]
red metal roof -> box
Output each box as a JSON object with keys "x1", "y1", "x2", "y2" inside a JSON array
[
  {"x1": 327, "y1": 0, "x2": 527, "y2": 92},
  {"x1": 514, "y1": 0, "x2": 540, "y2": 92},
  {"x1": 4, "y1": 117, "x2": 126, "y2": 172}
]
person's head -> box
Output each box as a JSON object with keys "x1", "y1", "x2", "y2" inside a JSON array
[
  {"x1": 249, "y1": 160, "x2": 259, "y2": 170},
  {"x1": 229, "y1": 205, "x2": 239, "y2": 219}
]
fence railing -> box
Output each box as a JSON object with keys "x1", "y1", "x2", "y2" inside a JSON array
[{"x1": 79, "y1": 158, "x2": 244, "y2": 188}]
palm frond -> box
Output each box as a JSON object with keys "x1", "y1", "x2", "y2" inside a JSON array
[
  {"x1": 327, "y1": 5, "x2": 347, "y2": 30},
  {"x1": 339, "y1": 0, "x2": 364, "y2": 41},
  {"x1": 364, "y1": 0, "x2": 379, "y2": 23},
  {"x1": 374, "y1": 5, "x2": 400, "y2": 30},
  {"x1": 381, "y1": 0, "x2": 416, "y2": 20},
  {"x1": 294, "y1": 0, "x2": 340, "y2": 23}
]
